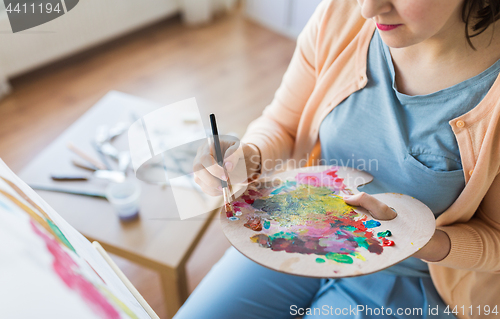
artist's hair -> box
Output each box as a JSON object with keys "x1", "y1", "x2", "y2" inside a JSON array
[{"x1": 463, "y1": 0, "x2": 500, "y2": 48}]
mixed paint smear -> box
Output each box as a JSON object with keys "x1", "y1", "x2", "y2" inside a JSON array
[{"x1": 234, "y1": 167, "x2": 394, "y2": 265}]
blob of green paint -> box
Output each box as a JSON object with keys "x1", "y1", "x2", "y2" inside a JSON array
[
  {"x1": 316, "y1": 258, "x2": 326, "y2": 263},
  {"x1": 47, "y1": 219, "x2": 76, "y2": 253},
  {"x1": 342, "y1": 225, "x2": 357, "y2": 231},
  {"x1": 354, "y1": 237, "x2": 370, "y2": 249},
  {"x1": 377, "y1": 230, "x2": 392, "y2": 237},
  {"x1": 325, "y1": 252, "x2": 353, "y2": 264}
]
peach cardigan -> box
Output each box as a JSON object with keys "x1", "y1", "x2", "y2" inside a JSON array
[{"x1": 241, "y1": 1, "x2": 500, "y2": 318}]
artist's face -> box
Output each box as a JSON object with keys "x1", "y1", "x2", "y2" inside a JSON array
[{"x1": 357, "y1": 0, "x2": 464, "y2": 48}]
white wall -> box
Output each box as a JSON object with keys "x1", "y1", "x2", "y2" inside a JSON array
[
  {"x1": 245, "y1": 0, "x2": 322, "y2": 39},
  {"x1": 0, "y1": 0, "x2": 180, "y2": 77},
  {"x1": 0, "y1": 0, "x2": 238, "y2": 81}
]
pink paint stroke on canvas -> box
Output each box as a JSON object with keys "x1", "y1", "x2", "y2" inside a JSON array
[{"x1": 30, "y1": 220, "x2": 121, "y2": 319}]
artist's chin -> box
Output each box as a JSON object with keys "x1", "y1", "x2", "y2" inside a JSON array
[{"x1": 378, "y1": 34, "x2": 421, "y2": 49}]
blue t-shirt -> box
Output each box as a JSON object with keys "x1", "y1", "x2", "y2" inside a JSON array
[{"x1": 319, "y1": 30, "x2": 500, "y2": 276}]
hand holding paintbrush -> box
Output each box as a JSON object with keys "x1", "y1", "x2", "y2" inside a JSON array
[{"x1": 192, "y1": 116, "x2": 262, "y2": 212}]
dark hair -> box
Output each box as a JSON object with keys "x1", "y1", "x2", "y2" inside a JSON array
[{"x1": 462, "y1": 0, "x2": 500, "y2": 49}]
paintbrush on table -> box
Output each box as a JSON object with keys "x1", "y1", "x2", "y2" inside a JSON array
[
  {"x1": 209, "y1": 114, "x2": 234, "y2": 218},
  {"x1": 29, "y1": 184, "x2": 107, "y2": 198},
  {"x1": 72, "y1": 158, "x2": 98, "y2": 171},
  {"x1": 67, "y1": 142, "x2": 106, "y2": 170}
]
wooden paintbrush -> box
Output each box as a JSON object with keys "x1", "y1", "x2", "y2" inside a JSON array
[
  {"x1": 209, "y1": 114, "x2": 234, "y2": 218},
  {"x1": 67, "y1": 142, "x2": 106, "y2": 170}
]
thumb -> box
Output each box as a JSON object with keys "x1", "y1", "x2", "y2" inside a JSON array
[{"x1": 343, "y1": 192, "x2": 397, "y2": 220}]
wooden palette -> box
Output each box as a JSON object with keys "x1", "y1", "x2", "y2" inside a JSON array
[{"x1": 220, "y1": 166, "x2": 435, "y2": 278}]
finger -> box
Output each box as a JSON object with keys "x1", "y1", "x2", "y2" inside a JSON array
[
  {"x1": 193, "y1": 166, "x2": 223, "y2": 191},
  {"x1": 223, "y1": 143, "x2": 240, "y2": 172},
  {"x1": 225, "y1": 162, "x2": 250, "y2": 186},
  {"x1": 194, "y1": 175, "x2": 222, "y2": 196},
  {"x1": 343, "y1": 192, "x2": 397, "y2": 220},
  {"x1": 200, "y1": 153, "x2": 227, "y2": 181}
]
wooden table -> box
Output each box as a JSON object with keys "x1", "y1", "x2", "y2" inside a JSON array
[{"x1": 19, "y1": 91, "x2": 218, "y2": 318}]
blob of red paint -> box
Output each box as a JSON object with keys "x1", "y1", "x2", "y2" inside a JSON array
[
  {"x1": 326, "y1": 170, "x2": 338, "y2": 178},
  {"x1": 241, "y1": 195, "x2": 254, "y2": 205},
  {"x1": 382, "y1": 238, "x2": 395, "y2": 246},
  {"x1": 233, "y1": 201, "x2": 246, "y2": 207}
]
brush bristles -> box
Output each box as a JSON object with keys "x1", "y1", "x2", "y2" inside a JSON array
[{"x1": 225, "y1": 203, "x2": 234, "y2": 218}]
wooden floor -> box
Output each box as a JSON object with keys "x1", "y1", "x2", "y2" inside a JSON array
[{"x1": 0, "y1": 9, "x2": 295, "y2": 318}]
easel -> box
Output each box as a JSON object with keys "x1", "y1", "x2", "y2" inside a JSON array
[{"x1": 93, "y1": 241, "x2": 161, "y2": 319}]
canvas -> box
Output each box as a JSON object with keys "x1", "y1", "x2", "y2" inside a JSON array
[{"x1": 0, "y1": 159, "x2": 151, "y2": 319}]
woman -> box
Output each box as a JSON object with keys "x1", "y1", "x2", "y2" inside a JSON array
[{"x1": 178, "y1": 0, "x2": 500, "y2": 318}]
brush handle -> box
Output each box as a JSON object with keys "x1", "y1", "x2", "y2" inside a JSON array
[
  {"x1": 29, "y1": 184, "x2": 106, "y2": 198},
  {"x1": 209, "y1": 114, "x2": 228, "y2": 188},
  {"x1": 72, "y1": 159, "x2": 98, "y2": 171},
  {"x1": 67, "y1": 142, "x2": 106, "y2": 170},
  {"x1": 51, "y1": 173, "x2": 89, "y2": 181}
]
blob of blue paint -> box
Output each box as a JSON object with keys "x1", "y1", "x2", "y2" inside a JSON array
[
  {"x1": 229, "y1": 217, "x2": 239, "y2": 221},
  {"x1": 263, "y1": 220, "x2": 270, "y2": 229},
  {"x1": 363, "y1": 220, "x2": 381, "y2": 228}
]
